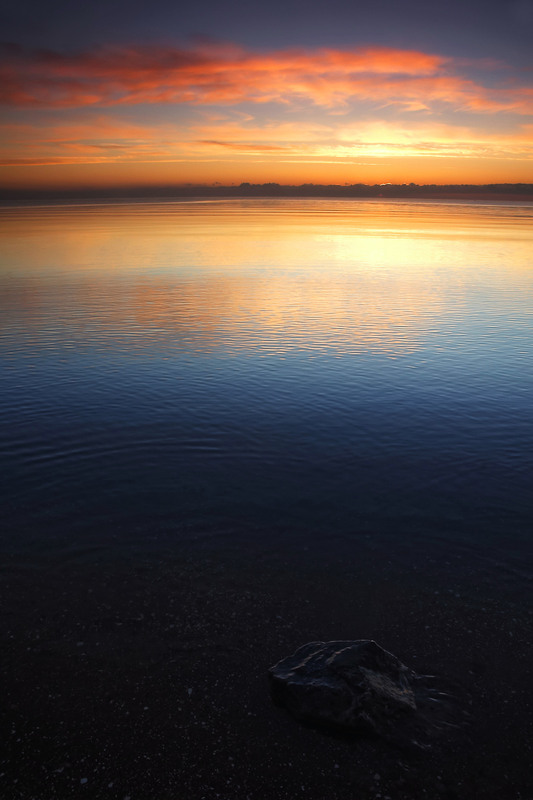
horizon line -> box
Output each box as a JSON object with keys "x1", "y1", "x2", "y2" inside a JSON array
[{"x1": 2, "y1": 182, "x2": 533, "y2": 202}]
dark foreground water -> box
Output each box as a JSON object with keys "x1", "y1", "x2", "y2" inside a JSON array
[{"x1": 1, "y1": 198, "x2": 532, "y2": 799}]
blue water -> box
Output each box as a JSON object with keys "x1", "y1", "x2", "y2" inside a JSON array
[{"x1": 1, "y1": 198, "x2": 532, "y2": 575}]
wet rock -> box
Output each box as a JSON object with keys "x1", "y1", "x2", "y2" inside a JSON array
[{"x1": 269, "y1": 640, "x2": 467, "y2": 746}]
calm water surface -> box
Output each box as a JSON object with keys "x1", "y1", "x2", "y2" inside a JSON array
[{"x1": 1, "y1": 198, "x2": 532, "y2": 575}]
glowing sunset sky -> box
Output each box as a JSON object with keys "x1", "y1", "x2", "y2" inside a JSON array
[{"x1": 1, "y1": 0, "x2": 532, "y2": 188}]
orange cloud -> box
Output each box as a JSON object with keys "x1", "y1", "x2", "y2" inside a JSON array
[
  {"x1": 2, "y1": 114, "x2": 533, "y2": 169},
  {"x1": 1, "y1": 41, "x2": 531, "y2": 115},
  {"x1": 197, "y1": 140, "x2": 292, "y2": 152},
  {"x1": 0, "y1": 114, "x2": 190, "y2": 166}
]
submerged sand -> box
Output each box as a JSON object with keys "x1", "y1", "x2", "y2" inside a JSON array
[{"x1": 1, "y1": 534, "x2": 531, "y2": 799}]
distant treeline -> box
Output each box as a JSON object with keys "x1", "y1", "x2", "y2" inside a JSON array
[
  {"x1": 2, "y1": 183, "x2": 533, "y2": 202},
  {"x1": 229, "y1": 182, "x2": 533, "y2": 200}
]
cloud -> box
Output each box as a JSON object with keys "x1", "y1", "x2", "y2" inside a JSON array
[
  {"x1": 2, "y1": 114, "x2": 532, "y2": 168},
  {"x1": 197, "y1": 140, "x2": 292, "y2": 152},
  {"x1": 1, "y1": 41, "x2": 531, "y2": 115}
]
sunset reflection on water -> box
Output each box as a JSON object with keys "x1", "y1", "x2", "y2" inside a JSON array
[
  {"x1": 2, "y1": 198, "x2": 531, "y2": 360},
  {"x1": 1, "y1": 196, "x2": 533, "y2": 565}
]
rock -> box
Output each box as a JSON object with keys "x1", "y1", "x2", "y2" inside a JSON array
[{"x1": 269, "y1": 640, "x2": 467, "y2": 746}]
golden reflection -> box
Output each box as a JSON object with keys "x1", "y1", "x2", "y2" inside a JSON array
[{"x1": 1, "y1": 200, "x2": 532, "y2": 357}]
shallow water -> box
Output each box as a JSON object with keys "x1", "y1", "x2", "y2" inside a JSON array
[
  {"x1": 2, "y1": 196, "x2": 533, "y2": 799},
  {"x1": 1, "y1": 197, "x2": 532, "y2": 575}
]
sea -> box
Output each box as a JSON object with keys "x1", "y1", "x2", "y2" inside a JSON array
[
  {"x1": 1, "y1": 197, "x2": 532, "y2": 569},
  {"x1": 1, "y1": 196, "x2": 532, "y2": 798}
]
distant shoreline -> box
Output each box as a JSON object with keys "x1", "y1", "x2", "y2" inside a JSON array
[{"x1": 1, "y1": 183, "x2": 533, "y2": 203}]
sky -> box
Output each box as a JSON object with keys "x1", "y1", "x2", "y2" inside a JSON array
[{"x1": 1, "y1": 0, "x2": 532, "y2": 189}]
